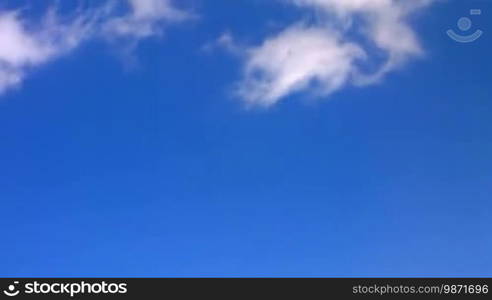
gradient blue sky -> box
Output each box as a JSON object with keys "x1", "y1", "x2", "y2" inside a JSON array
[{"x1": 1, "y1": 0, "x2": 491, "y2": 277}]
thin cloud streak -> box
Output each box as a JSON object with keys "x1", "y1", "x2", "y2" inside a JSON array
[{"x1": 0, "y1": 0, "x2": 191, "y2": 95}]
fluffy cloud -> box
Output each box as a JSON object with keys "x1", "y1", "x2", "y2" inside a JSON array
[
  {"x1": 233, "y1": 0, "x2": 435, "y2": 106},
  {"x1": 0, "y1": 8, "x2": 93, "y2": 94},
  {"x1": 237, "y1": 25, "x2": 365, "y2": 106},
  {"x1": 0, "y1": 0, "x2": 190, "y2": 94}
]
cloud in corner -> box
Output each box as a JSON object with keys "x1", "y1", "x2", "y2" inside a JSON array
[{"x1": 0, "y1": 0, "x2": 192, "y2": 95}]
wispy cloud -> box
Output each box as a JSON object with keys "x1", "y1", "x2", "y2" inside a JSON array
[
  {"x1": 236, "y1": 24, "x2": 365, "y2": 107},
  {"x1": 0, "y1": 0, "x2": 191, "y2": 95},
  {"x1": 103, "y1": 0, "x2": 193, "y2": 39},
  {"x1": 230, "y1": 0, "x2": 435, "y2": 107}
]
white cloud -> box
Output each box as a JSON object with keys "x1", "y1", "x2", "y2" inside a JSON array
[
  {"x1": 237, "y1": 24, "x2": 365, "y2": 107},
  {"x1": 0, "y1": 9, "x2": 93, "y2": 94},
  {"x1": 233, "y1": 0, "x2": 435, "y2": 106},
  {"x1": 103, "y1": 0, "x2": 192, "y2": 39},
  {"x1": 0, "y1": 0, "x2": 190, "y2": 95}
]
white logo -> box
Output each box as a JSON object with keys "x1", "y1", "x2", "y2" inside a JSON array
[
  {"x1": 3, "y1": 282, "x2": 20, "y2": 297},
  {"x1": 447, "y1": 9, "x2": 483, "y2": 43}
]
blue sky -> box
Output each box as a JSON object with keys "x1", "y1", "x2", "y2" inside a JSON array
[{"x1": 0, "y1": 0, "x2": 491, "y2": 277}]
